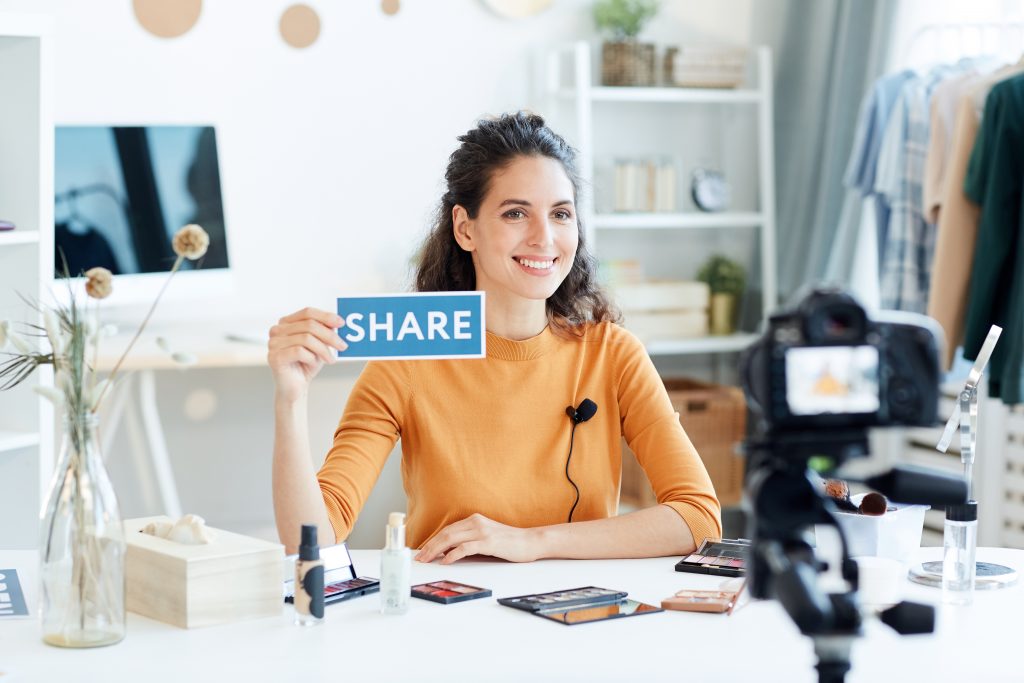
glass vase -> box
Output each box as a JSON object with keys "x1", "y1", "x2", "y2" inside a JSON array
[{"x1": 40, "y1": 412, "x2": 126, "y2": 647}]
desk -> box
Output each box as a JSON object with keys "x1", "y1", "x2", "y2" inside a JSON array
[
  {"x1": 1, "y1": 547, "x2": 1021, "y2": 682},
  {"x1": 94, "y1": 328, "x2": 271, "y2": 519}
]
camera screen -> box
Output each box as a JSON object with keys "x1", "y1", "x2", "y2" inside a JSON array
[{"x1": 784, "y1": 346, "x2": 880, "y2": 416}]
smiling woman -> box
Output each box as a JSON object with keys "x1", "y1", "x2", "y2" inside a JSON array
[{"x1": 268, "y1": 112, "x2": 721, "y2": 565}]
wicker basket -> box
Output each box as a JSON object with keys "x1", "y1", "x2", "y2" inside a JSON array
[
  {"x1": 601, "y1": 41, "x2": 656, "y2": 86},
  {"x1": 620, "y1": 377, "x2": 747, "y2": 509}
]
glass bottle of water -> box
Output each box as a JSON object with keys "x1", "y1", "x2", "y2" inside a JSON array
[{"x1": 942, "y1": 501, "x2": 977, "y2": 606}]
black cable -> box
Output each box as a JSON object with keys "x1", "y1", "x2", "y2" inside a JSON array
[{"x1": 565, "y1": 421, "x2": 581, "y2": 523}]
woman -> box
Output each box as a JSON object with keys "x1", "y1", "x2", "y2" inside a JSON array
[{"x1": 270, "y1": 112, "x2": 721, "y2": 562}]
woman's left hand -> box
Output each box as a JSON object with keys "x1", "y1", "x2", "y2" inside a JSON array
[{"x1": 414, "y1": 513, "x2": 543, "y2": 564}]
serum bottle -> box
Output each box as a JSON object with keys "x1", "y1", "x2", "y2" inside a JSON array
[
  {"x1": 294, "y1": 524, "x2": 325, "y2": 626},
  {"x1": 380, "y1": 512, "x2": 411, "y2": 615}
]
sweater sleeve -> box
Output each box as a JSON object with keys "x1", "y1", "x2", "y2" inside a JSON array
[
  {"x1": 317, "y1": 361, "x2": 410, "y2": 543},
  {"x1": 612, "y1": 327, "x2": 723, "y2": 545}
]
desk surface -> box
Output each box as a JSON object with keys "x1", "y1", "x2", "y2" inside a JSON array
[{"x1": 1, "y1": 548, "x2": 1021, "y2": 682}]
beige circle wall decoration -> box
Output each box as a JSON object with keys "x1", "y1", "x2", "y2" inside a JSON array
[
  {"x1": 381, "y1": 0, "x2": 400, "y2": 16},
  {"x1": 280, "y1": 4, "x2": 321, "y2": 49},
  {"x1": 480, "y1": 0, "x2": 554, "y2": 19},
  {"x1": 133, "y1": 0, "x2": 203, "y2": 39}
]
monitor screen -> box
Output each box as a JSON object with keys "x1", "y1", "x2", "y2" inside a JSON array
[{"x1": 54, "y1": 125, "x2": 228, "y2": 278}]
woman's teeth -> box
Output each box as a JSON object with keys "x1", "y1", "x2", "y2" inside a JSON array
[{"x1": 518, "y1": 258, "x2": 554, "y2": 270}]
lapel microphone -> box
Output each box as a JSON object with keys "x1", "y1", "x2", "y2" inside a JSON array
[{"x1": 564, "y1": 398, "x2": 598, "y2": 522}]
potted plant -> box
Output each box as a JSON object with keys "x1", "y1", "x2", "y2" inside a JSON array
[
  {"x1": 593, "y1": 0, "x2": 660, "y2": 86},
  {"x1": 697, "y1": 254, "x2": 745, "y2": 335}
]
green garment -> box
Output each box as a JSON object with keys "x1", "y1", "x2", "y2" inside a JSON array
[{"x1": 962, "y1": 73, "x2": 1024, "y2": 404}]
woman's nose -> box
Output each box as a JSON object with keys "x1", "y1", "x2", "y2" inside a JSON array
[{"x1": 526, "y1": 217, "x2": 555, "y2": 246}]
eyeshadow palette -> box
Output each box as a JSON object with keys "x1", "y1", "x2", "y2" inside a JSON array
[
  {"x1": 535, "y1": 598, "x2": 663, "y2": 625},
  {"x1": 412, "y1": 580, "x2": 492, "y2": 604},
  {"x1": 284, "y1": 576, "x2": 380, "y2": 605},
  {"x1": 498, "y1": 587, "x2": 628, "y2": 612},
  {"x1": 674, "y1": 538, "x2": 749, "y2": 578}
]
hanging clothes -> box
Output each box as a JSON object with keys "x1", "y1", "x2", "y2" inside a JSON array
[
  {"x1": 928, "y1": 62, "x2": 1024, "y2": 370},
  {"x1": 843, "y1": 70, "x2": 915, "y2": 267},
  {"x1": 876, "y1": 67, "x2": 956, "y2": 313},
  {"x1": 961, "y1": 72, "x2": 1024, "y2": 403}
]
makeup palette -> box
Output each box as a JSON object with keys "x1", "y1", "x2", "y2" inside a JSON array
[
  {"x1": 498, "y1": 587, "x2": 627, "y2": 612},
  {"x1": 283, "y1": 542, "x2": 380, "y2": 605},
  {"x1": 412, "y1": 580, "x2": 492, "y2": 604},
  {"x1": 674, "y1": 538, "x2": 749, "y2": 578}
]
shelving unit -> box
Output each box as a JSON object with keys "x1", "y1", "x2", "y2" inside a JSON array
[
  {"x1": 546, "y1": 42, "x2": 777, "y2": 357},
  {"x1": 0, "y1": 13, "x2": 54, "y2": 549}
]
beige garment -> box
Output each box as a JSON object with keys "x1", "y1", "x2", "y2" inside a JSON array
[
  {"x1": 927, "y1": 95, "x2": 980, "y2": 370},
  {"x1": 924, "y1": 72, "x2": 976, "y2": 224},
  {"x1": 927, "y1": 63, "x2": 1024, "y2": 369}
]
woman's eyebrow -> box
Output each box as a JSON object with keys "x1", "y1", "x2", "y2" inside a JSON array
[{"x1": 496, "y1": 199, "x2": 575, "y2": 208}]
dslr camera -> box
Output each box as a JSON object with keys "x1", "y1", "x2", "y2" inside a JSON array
[{"x1": 743, "y1": 287, "x2": 942, "y2": 438}]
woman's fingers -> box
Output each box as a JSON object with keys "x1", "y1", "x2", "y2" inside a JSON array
[
  {"x1": 271, "y1": 320, "x2": 348, "y2": 353},
  {"x1": 269, "y1": 333, "x2": 337, "y2": 365},
  {"x1": 278, "y1": 307, "x2": 344, "y2": 329},
  {"x1": 416, "y1": 524, "x2": 476, "y2": 563},
  {"x1": 439, "y1": 541, "x2": 483, "y2": 565}
]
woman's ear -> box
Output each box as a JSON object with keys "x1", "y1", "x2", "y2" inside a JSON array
[{"x1": 452, "y1": 205, "x2": 474, "y2": 252}]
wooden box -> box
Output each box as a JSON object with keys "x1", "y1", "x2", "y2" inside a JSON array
[{"x1": 124, "y1": 516, "x2": 284, "y2": 628}]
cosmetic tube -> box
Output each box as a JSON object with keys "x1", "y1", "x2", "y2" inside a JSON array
[
  {"x1": 294, "y1": 524, "x2": 325, "y2": 625},
  {"x1": 380, "y1": 512, "x2": 411, "y2": 615},
  {"x1": 942, "y1": 501, "x2": 977, "y2": 606}
]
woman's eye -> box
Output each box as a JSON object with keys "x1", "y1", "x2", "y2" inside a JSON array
[
  {"x1": 553, "y1": 210, "x2": 573, "y2": 221},
  {"x1": 503, "y1": 209, "x2": 526, "y2": 220}
]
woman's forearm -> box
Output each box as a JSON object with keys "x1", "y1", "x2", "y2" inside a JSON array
[
  {"x1": 532, "y1": 504, "x2": 696, "y2": 560},
  {"x1": 272, "y1": 394, "x2": 335, "y2": 554}
]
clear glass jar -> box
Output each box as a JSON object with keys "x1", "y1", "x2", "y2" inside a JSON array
[
  {"x1": 942, "y1": 501, "x2": 978, "y2": 606},
  {"x1": 40, "y1": 412, "x2": 126, "y2": 647}
]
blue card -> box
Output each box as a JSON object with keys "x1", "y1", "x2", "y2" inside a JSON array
[
  {"x1": 0, "y1": 568, "x2": 29, "y2": 618},
  {"x1": 336, "y1": 292, "x2": 486, "y2": 360}
]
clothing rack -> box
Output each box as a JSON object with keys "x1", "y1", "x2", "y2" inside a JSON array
[{"x1": 900, "y1": 21, "x2": 1024, "y2": 68}]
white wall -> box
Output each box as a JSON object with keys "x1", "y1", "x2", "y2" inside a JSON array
[{"x1": 1, "y1": 0, "x2": 755, "y2": 546}]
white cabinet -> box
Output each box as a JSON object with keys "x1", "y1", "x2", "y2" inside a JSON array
[
  {"x1": 544, "y1": 42, "x2": 777, "y2": 356},
  {"x1": 0, "y1": 13, "x2": 53, "y2": 548}
]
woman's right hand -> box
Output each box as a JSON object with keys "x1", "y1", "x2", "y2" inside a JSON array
[{"x1": 268, "y1": 307, "x2": 347, "y2": 402}]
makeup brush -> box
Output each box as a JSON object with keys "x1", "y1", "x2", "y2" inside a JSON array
[
  {"x1": 859, "y1": 492, "x2": 889, "y2": 516},
  {"x1": 823, "y1": 479, "x2": 859, "y2": 512}
]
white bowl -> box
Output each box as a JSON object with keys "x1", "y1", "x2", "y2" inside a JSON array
[{"x1": 833, "y1": 494, "x2": 928, "y2": 564}]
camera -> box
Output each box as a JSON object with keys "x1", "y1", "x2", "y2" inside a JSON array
[
  {"x1": 739, "y1": 287, "x2": 965, "y2": 683},
  {"x1": 742, "y1": 287, "x2": 942, "y2": 437}
]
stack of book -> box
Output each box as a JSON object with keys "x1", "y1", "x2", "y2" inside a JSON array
[
  {"x1": 612, "y1": 158, "x2": 677, "y2": 213},
  {"x1": 613, "y1": 280, "x2": 709, "y2": 342}
]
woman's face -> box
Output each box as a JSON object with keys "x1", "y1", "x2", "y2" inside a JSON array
[{"x1": 453, "y1": 155, "x2": 579, "y2": 307}]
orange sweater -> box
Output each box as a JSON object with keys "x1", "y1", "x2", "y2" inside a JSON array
[{"x1": 318, "y1": 322, "x2": 722, "y2": 550}]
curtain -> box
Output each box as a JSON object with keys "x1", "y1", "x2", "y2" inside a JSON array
[{"x1": 751, "y1": 0, "x2": 898, "y2": 302}]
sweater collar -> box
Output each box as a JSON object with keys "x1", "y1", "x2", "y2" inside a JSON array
[{"x1": 486, "y1": 325, "x2": 558, "y2": 361}]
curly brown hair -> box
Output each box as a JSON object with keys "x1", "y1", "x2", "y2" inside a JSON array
[{"x1": 414, "y1": 112, "x2": 619, "y2": 336}]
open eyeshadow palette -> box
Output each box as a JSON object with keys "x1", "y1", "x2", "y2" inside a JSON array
[
  {"x1": 674, "y1": 538, "x2": 749, "y2": 578},
  {"x1": 498, "y1": 586, "x2": 663, "y2": 625},
  {"x1": 283, "y1": 543, "x2": 380, "y2": 605}
]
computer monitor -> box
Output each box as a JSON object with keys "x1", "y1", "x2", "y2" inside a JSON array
[{"x1": 54, "y1": 125, "x2": 231, "y2": 308}]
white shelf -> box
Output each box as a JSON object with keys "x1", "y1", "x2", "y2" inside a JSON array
[
  {"x1": 0, "y1": 431, "x2": 41, "y2": 454},
  {"x1": 645, "y1": 333, "x2": 758, "y2": 356},
  {"x1": 0, "y1": 231, "x2": 40, "y2": 246},
  {"x1": 593, "y1": 212, "x2": 763, "y2": 230},
  {"x1": 558, "y1": 87, "x2": 762, "y2": 104}
]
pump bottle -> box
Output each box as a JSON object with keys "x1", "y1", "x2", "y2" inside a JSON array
[
  {"x1": 294, "y1": 524, "x2": 324, "y2": 625},
  {"x1": 380, "y1": 512, "x2": 412, "y2": 614}
]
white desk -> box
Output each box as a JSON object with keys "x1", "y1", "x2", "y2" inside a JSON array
[{"x1": 1, "y1": 547, "x2": 1021, "y2": 682}]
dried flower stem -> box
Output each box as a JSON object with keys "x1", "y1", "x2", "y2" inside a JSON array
[{"x1": 92, "y1": 254, "x2": 184, "y2": 408}]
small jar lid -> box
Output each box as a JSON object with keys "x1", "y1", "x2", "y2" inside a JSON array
[{"x1": 945, "y1": 500, "x2": 977, "y2": 522}]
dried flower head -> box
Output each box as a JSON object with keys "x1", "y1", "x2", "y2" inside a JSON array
[
  {"x1": 0, "y1": 320, "x2": 8, "y2": 351},
  {"x1": 84, "y1": 267, "x2": 113, "y2": 300},
  {"x1": 172, "y1": 224, "x2": 209, "y2": 260}
]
